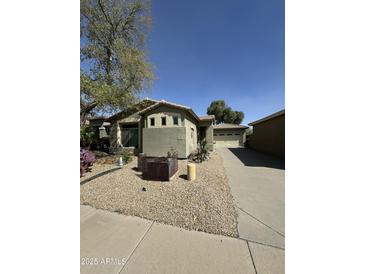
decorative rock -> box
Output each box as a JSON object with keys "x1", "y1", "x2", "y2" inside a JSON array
[{"x1": 80, "y1": 152, "x2": 238, "y2": 237}]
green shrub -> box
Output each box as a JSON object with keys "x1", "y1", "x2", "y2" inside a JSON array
[
  {"x1": 80, "y1": 126, "x2": 97, "y2": 148},
  {"x1": 122, "y1": 150, "x2": 133, "y2": 164}
]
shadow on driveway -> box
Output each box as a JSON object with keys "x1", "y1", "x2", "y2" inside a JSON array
[
  {"x1": 228, "y1": 148, "x2": 285, "y2": 170},
  {"x1": 80, "y1": 167, "x2": 121, "y2": 185}
]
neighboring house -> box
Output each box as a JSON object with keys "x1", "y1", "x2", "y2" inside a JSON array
[
  {"x1": 248, "y1": 109, "x2": 285, "y2": 159},
  {"x1": 213, "y1": 123, "x2": 248, "y2": 148},
  {"x1": 107, "y1": 99, "x2": 215, "y2": 158}
]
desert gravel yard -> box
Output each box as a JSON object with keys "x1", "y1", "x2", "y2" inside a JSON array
[{"x1": 80, "y1": 152, "x2": 238, "y2": 237}]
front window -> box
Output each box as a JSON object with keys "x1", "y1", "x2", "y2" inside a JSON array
[
  {"x1": 150, "y1": 117, "x2": 155, "y2": 126},
  {"x1": 161, "y1": 117, "x2": 166, "y2": 126},
  {"x1": 173, "y1": 116, "x2": 178, "y2": 125}
]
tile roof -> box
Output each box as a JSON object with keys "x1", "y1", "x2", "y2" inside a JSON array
[
  {"x1": 107, "y1": 99, "x2": 158, "y2": 122},
  {"x1": 199, "y1": 115, "x2": 215, "y2": 120},
  {"x1": 86, "y1": 116, "x2": 108, "y2": 121},
  {"x1": 137, "y1": 99, "x2": 201, "y2": 121},
  {"x1": 108, "y1": 98, "x2": 212, "y2": 123}
]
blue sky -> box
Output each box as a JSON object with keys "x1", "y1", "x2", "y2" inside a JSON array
[
  {"x1": 144, "y1": 0, "x2": 284, "y2": 125},
  {"x1": 81, "y1": 0, "x2": 284, "y2": 124}
]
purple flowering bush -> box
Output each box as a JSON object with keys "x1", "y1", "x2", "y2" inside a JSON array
[{"x1": 80, "y1": 148, "x2": 96, "y2": 177}]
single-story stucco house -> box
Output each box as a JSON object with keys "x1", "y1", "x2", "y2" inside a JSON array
[
  {"x1": 247, "y1": 109, "x2": 285, "y2": 159},
  {"x1": 107, "y1": 99, "x2": 215, "y2": 158}
]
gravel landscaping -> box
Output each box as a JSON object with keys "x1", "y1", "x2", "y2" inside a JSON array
[{"x1": 80, "y1": 152, "x2": 238, "y2": 237}]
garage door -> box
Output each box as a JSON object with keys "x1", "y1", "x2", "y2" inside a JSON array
[{"x1": 214, "y1": 133, "x2": 241, "y2": 147}]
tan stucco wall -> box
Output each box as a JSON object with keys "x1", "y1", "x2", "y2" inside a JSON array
[
  {"x1": 110, "y1": 105, "x2": 199, "y2": 157},
  {"x1": 141, "y1": 105, "x2": 198, "y2": 158},
  {"x1": 248, "y1": 114, "x2": 285, "y2": 159},
  {"x1": 138, "y1": 119, "x2": 143, "y2": 152},
  {"x1": 144, "y1": 106, "x2": 185, "y2": 128},
  {"x1": 142, "y1": 106, "x2": 198, "y2": 158},
  {"x1": 184, "y1": 116, "x2": 198, "y2": 156},
  {"x1": 142, "y1": 127, "x2": 187, "y2": 157},
  {"x1": 198, "y1": 120, "x2": 214, "y2": 151},
  {"x1": 120, "y1": 114, "x2": 141, "y2": 123}
]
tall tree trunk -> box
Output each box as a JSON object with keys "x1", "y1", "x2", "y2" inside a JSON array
[
  {"x1": 106, "y1": 47, "x2": 112, "y2": 85},
  {"x1": 80, "y1": 102, "x2": 97, "y2": 125}
]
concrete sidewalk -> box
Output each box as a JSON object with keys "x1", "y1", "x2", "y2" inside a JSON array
[
  {"x1": 81, "y1": 205, "x2": 284, "y2": 274},
  {"x1": 217, "y1": 147, "x2": 285, "y2": 249}
]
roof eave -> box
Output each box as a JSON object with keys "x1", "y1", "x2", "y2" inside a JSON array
[
  {"x1": 139, "y1": 101, "x2": 201, "y2": 122},
  {"x1": 248, "y1": 110, "x2": 285, "y2": 126}
]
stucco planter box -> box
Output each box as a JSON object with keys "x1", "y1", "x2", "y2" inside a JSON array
[
  {"x1": 137, "y1": 153, "x2": 146, "y2": 171},
  {"x1": 140, "y1": 156, "x2": 178, "y2": 181}
]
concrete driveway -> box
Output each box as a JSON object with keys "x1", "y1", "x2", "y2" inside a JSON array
[{"x1": 216, "y1": 147, "x2": 285, "y2": 249}]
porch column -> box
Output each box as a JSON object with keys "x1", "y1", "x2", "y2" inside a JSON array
[
  {"x1": 109, "y1": 121, "x2": 122, "y2": 153},
  {"x1": 205, "y1": 124, "x2": 214, "y2": 151}
]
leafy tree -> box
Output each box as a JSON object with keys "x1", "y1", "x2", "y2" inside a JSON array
[
  {"x1": 233, "y1": 111, "x2": 244, "y2": 124},
  {"x1": 80, "y1": 0, "x2": 154, "y2": 123},
  {"x1": 207, "y1": 100, "x2": 227, "y2": 123},
  {"x1": 207, "y1": 100, "x2": 244, "y2": 124},
  {"x1": 223, "y1": 107, "x2": 237, "y2": 123}
]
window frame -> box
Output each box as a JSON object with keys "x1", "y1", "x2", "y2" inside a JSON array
[
  {"x1": 150, "y1": 117, "x2": 155, "y2": 126},
  {"x1": 173, "y1": 115, "x2": 179, "y2": 125}
]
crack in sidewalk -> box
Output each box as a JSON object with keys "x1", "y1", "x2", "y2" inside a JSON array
[
  {"x1": 118, "y1": 221, "x2": 155, "y2": 274},
  {"x1": 247, "y1": 241, "x2": 258, "y2": 274},
  {"x1": 239, "y1": 237, "x2": 285, "y2": 250},
  {"x1": 236, "y1": 205, "x2": 285, "y2": 238}
]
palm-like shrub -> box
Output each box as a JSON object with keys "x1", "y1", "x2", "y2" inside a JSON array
[
  {"x1": 189, "y1": 140, "x2": 210, "y2": 163},
  {"x1": 167, "y1": 147, "x2": 178, "y2": 158}
]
